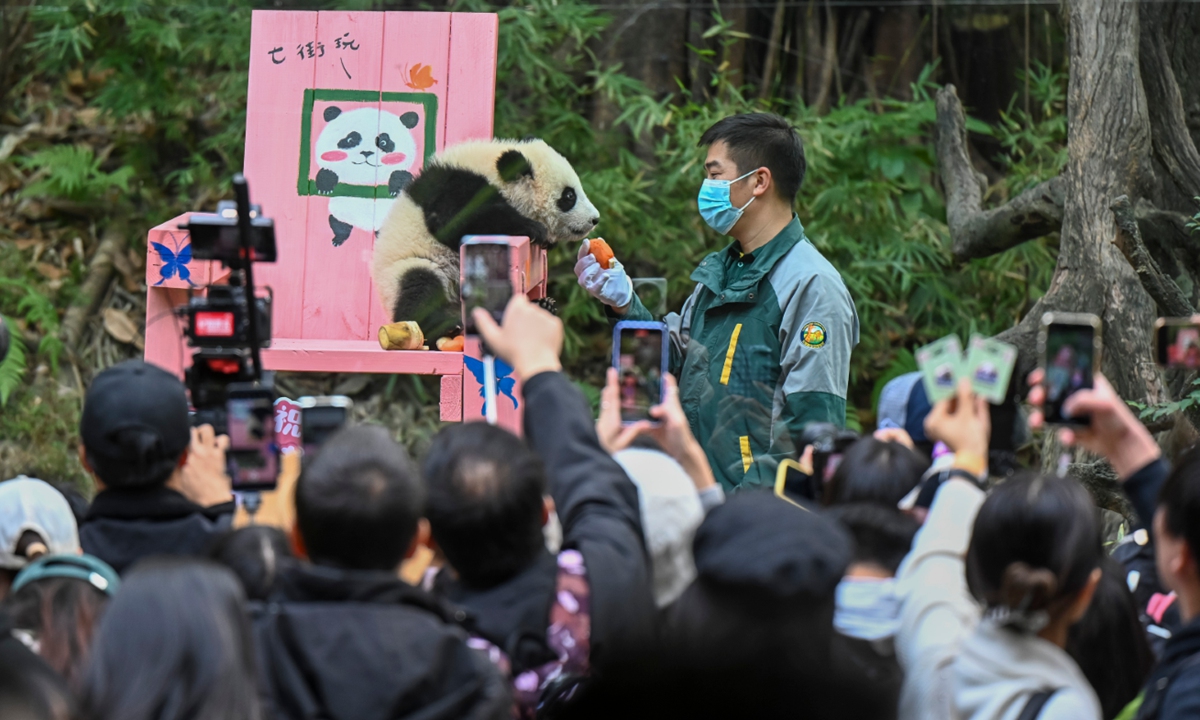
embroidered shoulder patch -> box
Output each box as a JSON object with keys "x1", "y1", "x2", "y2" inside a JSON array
[{"x1": 801, "y1": 322, "x2": 827, "y2": 348}]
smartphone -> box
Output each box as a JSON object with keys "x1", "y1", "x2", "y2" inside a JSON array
[
  {"x1": 612, "y1": 321, "x2": 668, "y2": 425},
  {"x1": 1155, "y1": 317, "x2": 1200, "y2": 370},
  {"x1": 299, "y1": 396, "x2": 353, "y2": 455},
  {"x1": 461, "y1": 238, "x2": 513, "y2": 336},
  {"x1": 225, "y1": 386, "x2": 279, "y2": 492},
  {"x1": 1038, "y1": 312, "x2": 1102, "y2": 427}
]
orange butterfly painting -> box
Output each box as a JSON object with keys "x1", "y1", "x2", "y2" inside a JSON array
[{"x1": 404, "y1": 64, "x2": 438, "y2": 91}]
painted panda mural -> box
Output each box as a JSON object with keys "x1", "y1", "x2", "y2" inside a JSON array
[
  {"x1": 373, "y1": 138, "x2": 599, "y2": 347},
  {"x1": 315, "y1": 106, "x2": 420, "y2": 246}
]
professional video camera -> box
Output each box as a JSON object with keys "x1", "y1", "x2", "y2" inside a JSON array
[{"x1": 179, "y1": 174, "x2": 279, "y2": 496}]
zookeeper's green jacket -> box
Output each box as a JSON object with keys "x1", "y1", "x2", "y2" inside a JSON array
[{"x1": 616, "y1": 217, "x2": 858, "y2": 491}]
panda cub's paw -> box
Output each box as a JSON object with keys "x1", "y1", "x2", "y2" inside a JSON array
[{"x1": 535, "y1": 297, "x2": 558, "y2": 316}]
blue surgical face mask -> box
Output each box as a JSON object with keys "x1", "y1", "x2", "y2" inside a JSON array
[{"x1": 697, "y1": 169, "x2": 758, "y2": 234}]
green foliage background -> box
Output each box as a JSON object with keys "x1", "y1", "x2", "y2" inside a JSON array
[{"x1": 0, "y1": 0, "x2": 1065, "y2": 484}]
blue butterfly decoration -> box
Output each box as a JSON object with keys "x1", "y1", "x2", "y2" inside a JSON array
[
  {"x1": 462, "y1": 356, "x2": 519, "y2": 417},
  {"x1": 152, "y1": 232, "x2": 194, "y2": 286}
]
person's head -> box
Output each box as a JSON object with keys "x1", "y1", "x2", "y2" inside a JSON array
[
  {"x1": 824, "y1": 437, "x2": 927, "y2": 507},
  {"x1": 6, "y1": 554, "x2": 119, "y2": 689},
  {"x1": 826, "y1": 503, "x2": 918, "y2": 577},
  {"x1": 875, "y1": 371, "x2": 934, "y2": 454},
  {"x1": 698, "y1": 113, "x2": 806, "y2": 233},
  {"x1": 79, "y1": 559, "x2": 260, "y2": 720},
  {"x1": 657, "y1": 491, "x2": 853, "y2": 716},
  {"x1": 209, "y1": 526, "x2": 293, "y2": 601},
  {"x1": 0, "y1": 478, "x2": 81, "y2": 599},
  {"x1": 79, "y1": 360, "x2": 191, "y2": 490},
  {"x1": 967, "y1": 474, "x2": 1102, "y2": 643},
  {"x1": 423, "y1": 422, "x2": 547, "y2": 589},
  {"x1": 1154, "y1": 445, "x2": 1200, "y2": 618},
  {"x1": 1066, "y1": 557, "x2": 1154, "y2": 720},
  {"x1": 613, "y1": 448, "x2": 703, "y2": 608},
  {"x1": 295, "y1": 425, "x2": 426, "y2": 572}
]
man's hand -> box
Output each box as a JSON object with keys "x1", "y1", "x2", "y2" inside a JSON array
[
  {"x1": 924, "y1": 380, "x2": 990, "y2": 459},
  {"x1": 574, "y1": 239, "x2": 633, "y2": 311},
  {"x1": 1027, "y1": 369, "x2": 1160, "y2": 480},
  {"x1": 472, "y1": 295, "x2": 563, "y2": 382},
  {"x1": 172, "y1": 424, "x2": 234, "y2": 507},
  {"x1": 596, "y1": 367, "x2": 652, "y2": 454}
]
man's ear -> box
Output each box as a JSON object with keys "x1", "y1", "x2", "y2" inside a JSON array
[
  {"x1": 78, "y1": 446, "x2": 106, "y2": 491},
  {"x1": 497, "y1": 150, "x2": 534, "y2": 183},
  {"x1": 405, "y1": 518, "x2": 432, "y2": 560},
  {"x1": 751, "y1": 167, "x2": 773, "y2": 197},
  {"x1": 290, "y1": 523, "x2": 309, "y2": 560}
]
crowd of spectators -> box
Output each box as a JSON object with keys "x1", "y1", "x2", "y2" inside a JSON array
[{"x1": 2, "y1": 295, "x2": 1200, "y2": 720}]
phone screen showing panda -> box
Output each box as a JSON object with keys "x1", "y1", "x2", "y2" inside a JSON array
[
  {"x1": 616, "y1": 327, "x2": 665, "y2": 424},
  {"x1": 461, "y1": 242, "x2": 512, "y2": 336}
]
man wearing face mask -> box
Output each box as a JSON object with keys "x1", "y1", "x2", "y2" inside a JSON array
[{"x1": 575, "y1": 112, "x2": 858, "y2": 491}]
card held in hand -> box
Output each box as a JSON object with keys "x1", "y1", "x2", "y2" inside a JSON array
[
  {"x1": 965, "y1": 334, "x2": 1018, "y2": 404},
  {"x1": 915, "y1": 335, "x2": 964, "y2": 404}
]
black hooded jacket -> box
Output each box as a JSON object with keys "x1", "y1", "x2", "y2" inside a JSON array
[
  {"x1": 433, "y1": 371, "x2": 656, "y2": 680},
  {"x1": 80, "y1": 486, "x2": 235, "y2": 574},
  {"x1": 251, "y1": 559, "x2": 510, "y2": 720}
]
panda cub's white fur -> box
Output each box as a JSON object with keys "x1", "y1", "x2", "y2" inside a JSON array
[{"x1": 372, "y1": 138, "x2": 598, "y2": 332}]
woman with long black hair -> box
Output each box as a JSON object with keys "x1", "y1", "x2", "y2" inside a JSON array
[{"x1": 79, "y1": 558, "x2": 261, "y2": 720}]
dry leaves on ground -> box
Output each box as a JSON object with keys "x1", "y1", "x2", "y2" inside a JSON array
[{"x1": 102, "y1": 307, "x2": 144, "y2": 351}]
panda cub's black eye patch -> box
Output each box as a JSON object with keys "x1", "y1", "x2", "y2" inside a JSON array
[
  {"x1": 338, "y1": 131, "x2": 362, "y2": 149},
  {"x1": 376, "y1": 133, "x2": 396, "y2": 153},
  {"x1": 557, "y1": 187, "x2": 577, "y2": 212}
]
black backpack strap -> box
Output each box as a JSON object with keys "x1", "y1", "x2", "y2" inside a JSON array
[{"x1": 1016, "y1": 689, "x2": 1058, "y2": 720}]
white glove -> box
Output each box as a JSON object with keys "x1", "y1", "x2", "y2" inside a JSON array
[{"x1": 575, "y1": 239, "x2": 633, "y2": 308}]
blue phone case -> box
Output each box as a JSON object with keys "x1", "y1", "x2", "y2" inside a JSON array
[{"x1": 612, "y1": 320, "x2": 669, "y2": 425}]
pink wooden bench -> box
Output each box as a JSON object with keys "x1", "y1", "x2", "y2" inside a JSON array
[{"x1": 144, "y1": 10, "x2": 540, "y2": 432}]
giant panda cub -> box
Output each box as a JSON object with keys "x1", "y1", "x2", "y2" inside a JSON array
[
  {"x1": 316, "y1": 106, "x2": 420, "y2": 246},
  {"x1": 372, "y1": 138, "x2": 599, "y2": 349}
]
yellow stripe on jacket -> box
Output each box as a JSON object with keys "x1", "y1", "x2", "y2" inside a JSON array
[
  {"x1": 739, "y1": 435, "x2": 753, "y2": 473},
  {"x1": 720, "y1": 323, "x2": 743, "y2": 385}
]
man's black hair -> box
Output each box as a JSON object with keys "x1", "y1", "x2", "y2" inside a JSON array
[
  {"x1": 294, "y1": 426, "x2": 425, "y2": 572},
  {"x1": 825, "y1": 503, "x2": 918, "y2": 575},
  {"x1": 1158, "y1": 445, "x2": 1200, "y2": 563},
  {"x1": 423, "y1": 422, "x2": 546, "y2": 589},
  {"x1": 699, "y1": 113, "x2": 806, "y2": 203},
  {"x1": 826, "y1": 437, "x2": 928, "y2": 507}
]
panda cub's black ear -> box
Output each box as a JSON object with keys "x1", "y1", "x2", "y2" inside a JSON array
[
  {"x1": 399, "y1": 112, "x2": 419, "y2": 129},
  {"x1": 324, "y1": 106, "x2": 342, "y2": 122},
  {"x1": 497, "y1": 150, "x2": 534, "y2": 182}
]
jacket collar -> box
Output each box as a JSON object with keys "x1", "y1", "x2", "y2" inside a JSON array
[
  {"x1": 691, "y1": 216, "x2": 806, "y2": 296},
  {"x1": 272, "y1": 558, "x2": 467, "y2": 625},
  {"x1": 86, "y1": 486, "x2": 220, "y2": 522},
  {"x1": 1163, "y1": 615, "x2": 1200, "y2": 664},
  {"x1": 433, "y1": 550, "x2": 559, "y2": 671}
]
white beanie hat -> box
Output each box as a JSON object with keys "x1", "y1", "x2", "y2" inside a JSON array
[{"x1": 614, "y1": 448, "x2": 703, "y2": 608}]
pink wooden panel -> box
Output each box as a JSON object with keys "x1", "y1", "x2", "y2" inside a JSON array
[
  {"x1": 299, "y1": 12, "x2": 385, "y2": 340},
  {"x1": 444, "y1": 13, "x2": 498, "y2": 145},
  {"x1": 367, "y1": 12, "x2": 455, "y2": 334},
  {"x1": 145, "y1": 215, "x2": 222, "y2": 289},
  {"x1": 462, "y1": 336, "x2": 523, "y2": 434},
  {"x1": 440, "y1": 374, "x2": 462, "y2": 421},
  {"x1": 260, "y1": 339, "x2": 462, "y2": 375},
  {"x1": 244, "y1": 11, "x2": 318, "y2": 340},
  {"x1": 144, "y1": 286, "x2": 191, "y2": 379}
]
